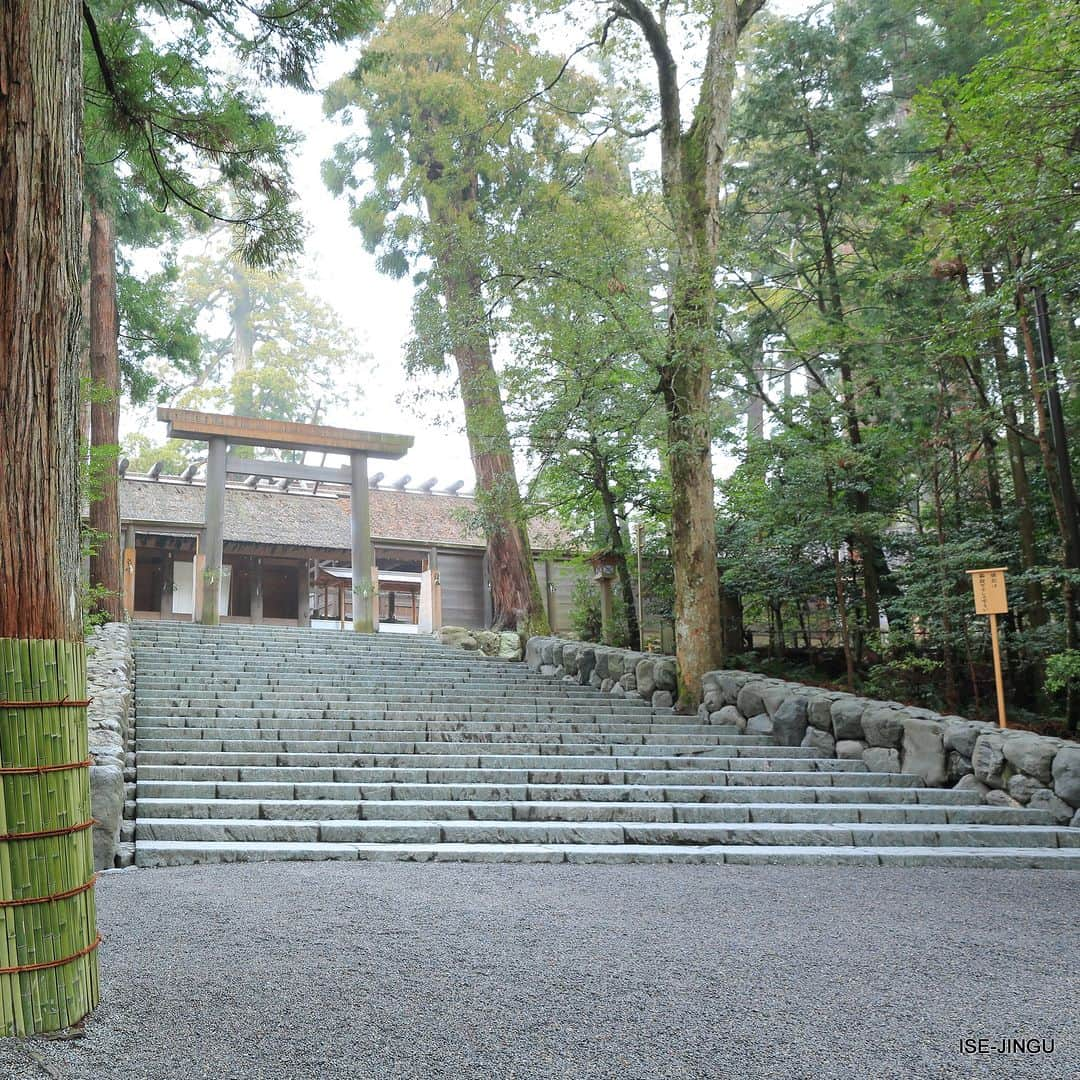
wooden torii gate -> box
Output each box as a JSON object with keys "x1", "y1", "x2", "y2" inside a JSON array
[{"x1": 156, "y1": 408, "x2": 413, "y2": 632}]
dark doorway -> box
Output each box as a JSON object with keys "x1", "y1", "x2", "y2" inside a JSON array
[
  {"x1": 263, "y1": 563, "x2": 299, "y2": 619},
  {"x1": 134, "y1": 551, "x2": 163, "y2": 613}
]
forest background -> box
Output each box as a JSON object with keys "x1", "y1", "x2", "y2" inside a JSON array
[{"x1": 82, "y1": 0, "x2": 1080, "y2": 733}]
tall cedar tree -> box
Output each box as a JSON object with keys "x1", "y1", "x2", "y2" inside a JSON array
[
  {"x1": 0, "y1": 0, "x2": 100, "y2": 1035},
  {"x1": 324, "y1": 1, "x2": 600, "y2": 634}
]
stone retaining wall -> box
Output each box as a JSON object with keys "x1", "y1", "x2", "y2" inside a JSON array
[
  {"x1": 437, "y1": 626, "x2": 523, "y2": 660},
  {"x1": 524, "y1": 636, "x2": 1080, "y2": 826},
  {"x1": 698, "y1": 670, "x2": 1078, "y2": 826},
  {"x1": 86, "y1": 622, "x2": 135, "y2": 869},
  {"x1": 525, "y1": 636, "x2": 679, "y2": 710}
]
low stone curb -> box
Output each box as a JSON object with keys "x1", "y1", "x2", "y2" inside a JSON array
[
  {"x1": 525, "y1": 636, "x2": 678, "y2": 710},
  {"x1": 697, "y1": 669, "x2": 1080, "y2": 827},
  {"x1": 523, "y1": 636, "x2": 1079, "y2": 828}
]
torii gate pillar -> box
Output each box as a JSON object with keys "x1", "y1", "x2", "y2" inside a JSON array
[
  {"x1": 202, "y1": 436, "x2": 227, "y2": 625},
  {"x1": 350, "y1": 451, "x2": 374, "y2": 633}
]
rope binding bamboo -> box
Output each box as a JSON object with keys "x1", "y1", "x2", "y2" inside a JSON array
[
  {"x1": 0, "y1": 757, "x2": 92, "y2": 776},
  {"x1": 0, "y1": 818, "x2": 96, "y2": 842},
  {"x1": 0, "y1": 933, "x2": 103, "y2": 976},
  {"x1": 0, "y1": 698, "x2": 92, "y2": 708},
  {"x1": 0, "y1": 874, "x2": 99, "y2": 908}
]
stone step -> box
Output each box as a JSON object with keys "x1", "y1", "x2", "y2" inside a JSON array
[
  {"x1": 129, "y1": 623, "x2": 1077, "y2": 870},
  {"x1": 134, "y1": 729, "x2": 755, "y2": 748},
  {"x1": 133, "y1": 816, "x2": 1080, "y2": 848},
  {"x1": 134, "y1": 720, "x2": 760, "y2": 740},
  {"x1": 133, "y1": 739, "x2": 777, "y2": 759},
  {"x1": 132, "y1": 840, "x2": 1080, "y2": 868},
  {"x1": 134, "y1": 669, "x2": 607, "y2": 683},
  {"x1": 134, "y1": 779, "x2": 985, "y2": 805},
  {"x1": 136, "y1": 686, "x2": 626, "y2": 702},
  {"x1": 134, "y1": 750, "x2": 852, "y2": 771},
  {"x1": 135, "y1": 706, "x2": 675, "y2": 722},
  {"x1": 134, "y1": 764, "x2": 896, "y2": 786},
  {"x1": 133, "y1": 732, "x2": 795, "y2": 752},
  {"x1": 135, "y1": 694, "x2": 653, "y2": 709},
  {"x1": 136, "y1": 718, "x2": 754, "y2": 739},
  {"x1": 136, "y1": 797, "x2": 1057, "y2": 827},
  {"x1": 134, "y1": 652, "x2": 524, "y2": 669},
  {"x1": 135, "y1": 738, "x2": 794, "y2": 764},
  {"x1": 132, "y1": 751, "x2": 836, "y2": 772},
  {"x1": 133, "y1": 673, "x2": 613, "y2": 691}
]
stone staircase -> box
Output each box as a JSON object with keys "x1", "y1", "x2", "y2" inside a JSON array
[{"x1": 131, "y1": 623, "x2": 1080, "y2": 867}]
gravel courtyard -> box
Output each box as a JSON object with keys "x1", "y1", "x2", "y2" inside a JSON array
[{"x1": 1, "y1": 863, "x2": 1075, "y2": 1080}]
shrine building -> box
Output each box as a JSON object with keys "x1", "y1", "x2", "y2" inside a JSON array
[{"x1": 115, "y1": 408, "x2": 580, "y2": 634}]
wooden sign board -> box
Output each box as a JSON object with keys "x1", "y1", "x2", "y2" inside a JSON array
[{"x1": 967, "y1": 568, "x2": 1008, "y2": 615}]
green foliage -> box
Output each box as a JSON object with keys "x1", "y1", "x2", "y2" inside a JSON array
[
  {"x1": 707, "y1": 0, "x2": 1078, "y2": 726},
  {"x1": 120, "y1": 435, "x2": 196, "y2": 475},
  {"x1": 83, "y1": 0, "x2": 379, "y2": 413},
  {"x1": 568, "y1": 574, "x2": 631, "y2": 648},
  {"x1": 863, "y1": 655, "x2": 947, "y2": 711},
  {"x1": 1045, "y1": 652, "x2": 1080, "y2": 696},
  {"x1": 569, "y1": 576, "x2": 603, "y2": 643}
]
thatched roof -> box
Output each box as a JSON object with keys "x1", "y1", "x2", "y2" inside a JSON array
[{"x1": 119, "y1": 478, "x2": 572, "y2": 553}]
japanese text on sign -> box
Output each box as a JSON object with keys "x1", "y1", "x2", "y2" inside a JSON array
[{"x1": 967, "y1": 568, "x2": 1008, "y2": 615}]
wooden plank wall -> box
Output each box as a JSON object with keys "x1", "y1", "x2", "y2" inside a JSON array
[{"x1": 438, "y1": 551, "x2": 486, "y2": 628}]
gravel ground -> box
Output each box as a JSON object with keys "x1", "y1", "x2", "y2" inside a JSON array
[{"x1": 0, "y1": 863, "x2": 1076, "y2": 1080}]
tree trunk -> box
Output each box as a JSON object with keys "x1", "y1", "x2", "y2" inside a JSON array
[
  {"x1": 78, "y1": 207, "x2": 92, "y2": 446},
  {"x1": 1018, "y1": 286, "x2": 1080, "y2": 731},
  {"x1": 834, "y1": 548, "x2": 856, "y2": 692},
  {"x1": 984, "y1": 266, "x2": 1044, "y2": 625},
  {"x1": 1, "y1": 2, "x2": 84, "y2": 642},
  {"x1": 930, "y1": 461, "x2": 960, "y2": 712},
  {"x1": 593, "y1": 445, "x2": 640, "y2": 650},
  {"x1": 813, "y1": 186, "x2": 881, "y2": 648},
  {"x1": 429, "y1": 202, "x2": 548, "y2": 635},
  {"x1": 87, "y1": 200, "x2": 122, "y2": 621},
  {"x1": 0, "y1": 0, "x2": 100, "y2": 1035},
  {"x1": 454, "y1": 334, "x2": 548, "y2": 633},
  {"x1": 746, "y1": 313, "x2": 765, "y2": 452},
  {"x1": 620, "y1": 0, "x2": 759, "y2": 706},
  {"x1": 660, "y1": 267, "x2": 723, "y2": 704},
  {"x1": 231, "y1": 263, "x2": 256, "y2": 417}
]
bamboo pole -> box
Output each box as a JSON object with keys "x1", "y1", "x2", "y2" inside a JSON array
[{"x1": 0, "y1": 638, "x2": 100, "y2": 1036}]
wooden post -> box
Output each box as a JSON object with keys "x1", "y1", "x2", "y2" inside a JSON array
[
  {"x1": 350, "y1": 451, "x2": 374, "y2": 633},
  {"x1": 122, "y1": 526, "x2": 136, "y2": 618},
  {"x1": 429, "y1": 546, "x2": 442, "y2": 630},
  {"x1": 297, "y1": 560, "x2": 310, "y2": 627},
  {"x1": 251, "y1": 558, "x2": 264, "y2": 623},
  {"x1": 968, "y1": 568, "x2": 1009, "y2": 729},
  {"x1": 989, "y1": 612, "x2": 1007, "y2": 729},
  {"x1": 201, "y1": 436, "x2": 226, "y2": 624},
  {"x1": 544, "y1": 559, "x2": 555, "y2": 633},
  {"x1": 193, "y1": 532, "x2": 205, "y2": 625},
  {"x1": 598, "y1": 577, "x2": 614, "y2": 644},
  {"x1": 635, "y1": 521, "x2": 645, "y2": 641},
  {"x1": 482, "y1": 548, "x2": 494, "y2": 629},
  {"x1": 161, "y1": 551, "x2": 174, "y2": 618}
]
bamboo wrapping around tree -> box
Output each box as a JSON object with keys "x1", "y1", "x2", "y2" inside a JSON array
[{"x1": 0, "y1": 639, "x2": 100, "y2": 1035}]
